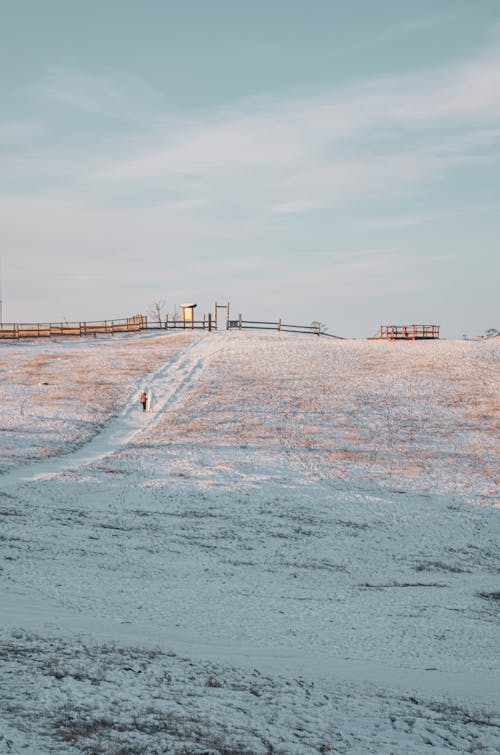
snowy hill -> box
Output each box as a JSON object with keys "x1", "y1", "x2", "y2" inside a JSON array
[{"x1": 1, "y1": 331, "x2": 499, "y2": 753}]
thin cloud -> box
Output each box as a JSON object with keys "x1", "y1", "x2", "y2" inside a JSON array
[
  {"x1": 0, "y1": 119, "x2": 46, "y2": 145},
  {"x1": 32, "y1": 66, "x2": 165, "y2": 124},
  {"x1": 84, "y1": 44, "x2": 500, "y2": 219}
]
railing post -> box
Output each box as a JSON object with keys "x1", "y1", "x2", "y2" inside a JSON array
[{"x1": 277, "y1": 318, "x2": 281, "y2": 331}]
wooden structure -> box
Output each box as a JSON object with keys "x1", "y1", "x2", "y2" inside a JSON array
[
  {"x1": 227, "y1": 317, "x2": 343, "y2": 338},
  {"x1": 213, "y1": 301, "x2": 230, "y2": 330},
  {"x1": 179, "y1": 303, "x2": 197, "y2": 323},
  {"x1": 0, "y1": 312, "x2": 215, "y2": 339},
  {"x1": 369, "y1": 324, "x2": 440, "y2": 341},
  {"x1": 0, "y1": 303, "x2": 339, "y2": 340},
  {"x1": 0, "y1": 314, "x2": 146, "y2": 340}
]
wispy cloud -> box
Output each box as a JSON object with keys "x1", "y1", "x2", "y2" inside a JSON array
[
  {"x1": 0, "y1": 119, "x2": 46, "y2": 145},
  {"x1": 83, "y1": 44, "x2": 500, "y2": 217},
  {"x1": 2, "y1": 40, "x2": 499, "y2": 329},
  {"x1": 32, "y1": 66, "x2": 165, "y2": 123}
]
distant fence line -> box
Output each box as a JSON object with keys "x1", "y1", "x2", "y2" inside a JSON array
[
  {"x1": 0, "y1": 315, "x2": 144, "y2": 339},
  {"x1": 227, "y1": 317, "x2": 344, "y2": 338},
  {"x1": 0, "y1": 313, "x2": 344, "y2": 340},
  {"x1": 0, "y1": 314, "x2": 215, "y2": 340}
]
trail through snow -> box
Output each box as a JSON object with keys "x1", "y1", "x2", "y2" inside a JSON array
[{"x1": 2, "y1": 333, "x2": 223, "y2": 483}]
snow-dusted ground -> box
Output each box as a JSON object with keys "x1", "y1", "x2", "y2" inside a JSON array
[{"x1": 0, "y1": 331, "x2": 499, "y2": 754}]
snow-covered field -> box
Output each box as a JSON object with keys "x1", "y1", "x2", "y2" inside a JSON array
[{"x1": 1, "y1": 331, "x2": 499, "y2": 754}]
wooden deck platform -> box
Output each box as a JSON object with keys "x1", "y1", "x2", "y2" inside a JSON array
[{"x1": 369, "y1": 325, "x2": 440, "y2": 341}]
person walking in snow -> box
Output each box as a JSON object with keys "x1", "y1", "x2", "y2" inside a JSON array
[
  {"x1": 146, "y1": 389, "x2": 153, "y2": 412},
  {"x1": 139, "y1": 389, "x2": 147, "y2": 412}
]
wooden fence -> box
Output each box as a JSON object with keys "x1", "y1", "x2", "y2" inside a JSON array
[
  {"x1": 227, "y1": 317, "x2": 344, "y2": 338},
  {"x1": 369, "y1": 324, "x2": 440, "y2": 341},
  {"x1": 0, "y1": 312, "x2": 342, "y2": 340},
  {"x1": 0, "y1": 314, "x2": 147, "y2": 340},
  {"x1": 147, "y1": 314, "x2": 215, "y2": 331},
  {"x1": 0, "y1": 313, "x2": 219, "y2": 340}
]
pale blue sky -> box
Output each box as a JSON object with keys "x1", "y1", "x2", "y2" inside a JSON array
[{"x1": 1, "y1": 0, "x2": 499, "y2": 336}]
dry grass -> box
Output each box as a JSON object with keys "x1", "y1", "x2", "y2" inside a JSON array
[
  {"x1": 138, "y1": 338, "x2": 499, "y2": 497},
  {"x1": 0, "y1": 333, "x2": 196, "y2": 468}
]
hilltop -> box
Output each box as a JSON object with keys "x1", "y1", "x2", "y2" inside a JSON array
[{"x1": 0, "y1": 331, "x2": 499, "y2": 753}]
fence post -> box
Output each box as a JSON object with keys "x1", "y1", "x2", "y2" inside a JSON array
[
  {"x1": 239, "y1": 313, "x2": 242, "y2": 330},
  {"x1": 208, "y1": 313, "x2": 212, "y2": 332},
  {"x1": 277, "y1": 318, "x2": 281, "y2": 331},
  {"x1": 317, "y1": 322, "x2": 321, "y2": 336}
]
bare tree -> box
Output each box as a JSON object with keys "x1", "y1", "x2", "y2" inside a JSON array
[
  {"x1": 485, "y1": 328, "x2": 500, "y2": 339},
  {"x1": 311, "y1": 320, "x2": 328, "y2": 334},
  {"x1": 148, "y1": 299, "x2": 167, "y2": 326}
]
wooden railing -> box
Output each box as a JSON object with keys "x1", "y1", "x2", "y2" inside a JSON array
[
  {"x1": 0, "y1": 312, "x2": 341, "y2": 339},
  {"x1": 147, "y1": 315, "x2": 214, "y2": 331},
  {"x1": 227, "y1": 318, "x2": 343, "y2": 338},
  {"x1": 369, "y1": 325, "x2": 440, "y2": 340},
  {"x1": 0, "y1": 313, "x2": 219, "y2": 339},
  {"x1": 0, "y1": 314, "x2": 147, "y2": 339}
]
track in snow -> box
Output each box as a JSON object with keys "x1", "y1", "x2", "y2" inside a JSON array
[{"x1": 1, "y1": 333, "x2": 225, "y2": 483}]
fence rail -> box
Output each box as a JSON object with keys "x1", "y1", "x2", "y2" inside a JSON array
[
  {"x1": 0, "y1": 313, "x2": 343, "y2": 340},
  {"x1": 227, "y1": 318, "x2": 344, "y2": 338},
  {"x1": 0, "y1": 315, "x2": 148, "y2": 340},
  {"x1": 0, "y1": 313, "x2": 221, "y2": 340},
  {"x1": 369, "y1": 324, "x2": 440, "y2": 340},
  {"x1": 143, "y1": 315, "x2": 216, "y2": 331}
]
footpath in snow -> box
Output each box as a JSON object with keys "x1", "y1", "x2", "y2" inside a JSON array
[{"x1": 1, "y1": 332, "x2": 223, "y2": 483}]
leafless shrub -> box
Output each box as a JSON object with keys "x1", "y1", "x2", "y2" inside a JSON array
[
  {"x1": 414, "y1": 561, "x2": 467, "y2": 574},
  {"x1": 54, "y1": 716, "x2": 115, "y2": 743},
  {"x1": 206, "y1": 675, "x2": 224, "y2": 688},
  {"x1": 359, "y1": 582, "x2": 448, "y2": 589},
  {"x1": 478, "y1": 591, "x2": 500, "y2": 602}
]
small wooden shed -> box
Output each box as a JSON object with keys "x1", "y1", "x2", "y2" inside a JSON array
[{"x1": 180, "y1": 303, "x2": 197, "y2": 323}]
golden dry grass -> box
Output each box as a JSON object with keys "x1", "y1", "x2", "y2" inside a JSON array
[{"x1": 0, "y1": 333, "x2": 196, "y2": 467}]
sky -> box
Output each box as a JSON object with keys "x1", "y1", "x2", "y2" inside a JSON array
[{"x1": 0, "y1": 0, "x2": 499, "y2": 338}]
